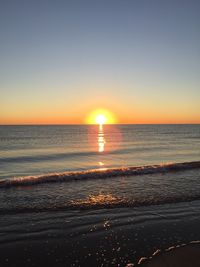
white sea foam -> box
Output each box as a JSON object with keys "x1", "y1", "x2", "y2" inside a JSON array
[{"x1": 0, "y1": 161, "x2": 199, "y2": 188}]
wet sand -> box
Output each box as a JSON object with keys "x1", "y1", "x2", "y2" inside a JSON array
[
  {"x1": 1, "y1": 238, "x2": 200, "y2": 267},
  {"x1": 141, "y1": 243, "x2": 200, "y2": 267},
  {"x1": 1, "y1": 203, "x2": 200, "y2": 266}
]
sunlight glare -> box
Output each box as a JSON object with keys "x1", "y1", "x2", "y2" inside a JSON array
[
  {"x1": 86, "y1": 109, "x2": 116, "y2": 124},
  {"x1": 95, "y1": 115, "x2": 106, "y2": 125}
]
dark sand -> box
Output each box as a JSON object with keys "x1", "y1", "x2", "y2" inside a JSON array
[
  {"x1": 140, "y1": 243, "x2": 200, "y2": 267},
  {"x1": 1, "y1": 203, "x2": 200, "y2": 266},
  {"x1": 1, "y1": 240, "x2": 200, "y2": 267}
]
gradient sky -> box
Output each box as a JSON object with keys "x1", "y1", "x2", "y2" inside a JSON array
[{"x1": 0, "y1": 0, "x2": 200, "y2": 124}]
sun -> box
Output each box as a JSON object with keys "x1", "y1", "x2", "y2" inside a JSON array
[
  {"x1": 86, "y1": 109, "x2": 117, "y2": 124},
  {"x1": 95, "y1": 115, "x2": 107, "y2": 125}
]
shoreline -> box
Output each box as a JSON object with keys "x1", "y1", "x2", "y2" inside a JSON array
[
  {"x1": 140, "y1": 242, "x2": 200, "y2": 267},
  {"x1": 1, "y1": 201, "x2": 200, "y2": 266}
]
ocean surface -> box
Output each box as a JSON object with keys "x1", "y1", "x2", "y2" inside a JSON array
[
  {"x1": 0, "y1": 124, "x2": 200, "y2": 266},
  {"x1": 0, "y1": 124, "x2": 200, "y2": 210}
]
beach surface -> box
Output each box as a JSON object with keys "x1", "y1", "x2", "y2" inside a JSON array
[
  {"x1": 1, "y1": 201, "x2": 200, "y2": 267},
  {"x1": 141, "y1": 243, "x2": 200, "y2": 267}
]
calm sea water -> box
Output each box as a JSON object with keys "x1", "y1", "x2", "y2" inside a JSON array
[
  {"x1": 0, "y1": 124, "x2": 200, "y2": 212},
  {"x1": 0, "y1": 124, "x2": 199, "y2": 180}
]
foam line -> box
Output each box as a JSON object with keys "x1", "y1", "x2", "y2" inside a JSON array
[{"x1": 0, "y1": 161, "x2": 199, "y2": 188}]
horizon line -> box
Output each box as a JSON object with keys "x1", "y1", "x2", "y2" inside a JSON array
[{"x1": 0, "y1": 123, "x2": 199, "y2": 126}]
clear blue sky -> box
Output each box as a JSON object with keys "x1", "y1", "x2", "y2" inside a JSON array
[{"x1": 1, "y1": 0, "x2": 200, "y2": 124}]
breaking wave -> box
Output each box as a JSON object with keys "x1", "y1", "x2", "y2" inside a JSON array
[{"x1": 0, "y1": 161, "x2": 200, "y2": 189}]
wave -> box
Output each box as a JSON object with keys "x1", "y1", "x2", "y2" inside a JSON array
[{"x1": 0, "y1": 161, "x2": 199, "y2": 189}]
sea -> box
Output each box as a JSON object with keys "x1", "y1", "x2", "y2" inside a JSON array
[{"x1": 0, "y1": 124, "x2": 200, "y2": 266}]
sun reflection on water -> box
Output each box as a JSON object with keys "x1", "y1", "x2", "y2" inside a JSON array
[
  {"x1": 87, "y1": 124, "x2": 123, "y2": 170},
  {"x1": 98, "y1": 124, "x2": 105, "y2": 153},
  {"x1": 71, "y1": 193, "x2": 122, "y2": 207}
]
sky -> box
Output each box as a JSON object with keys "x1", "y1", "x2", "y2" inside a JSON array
[{"x1": 0, "y1": 0, "x2": 200, "y2": 124}]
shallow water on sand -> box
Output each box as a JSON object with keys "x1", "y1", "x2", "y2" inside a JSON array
[
  {"x1": 1, "y1": 201, "x2": 200, "y2": 266},
  {"x1": 0, "y1": 168, "x2": 200, "y2": 213}
]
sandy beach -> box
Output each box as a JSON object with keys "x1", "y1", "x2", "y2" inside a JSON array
[
  {"x1": 141, "y1": 243, "x2": 200, "y2": 267},
  {"x1": 1, "y1": 200, "x2": 200, "y2": 267}
]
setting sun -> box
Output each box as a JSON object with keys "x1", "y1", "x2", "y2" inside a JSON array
[
  {"x1": 95, "y1": 115, "x2": 106, "y2": 125},
  {"x1": 86, "y1": 109, "x2": 117, "y2": 125}
]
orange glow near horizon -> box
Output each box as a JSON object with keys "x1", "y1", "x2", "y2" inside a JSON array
[
  {"x1": 1, "y1": 106, "x2": 200, "y2": 125},
  {"x1": 1, "y1": 115, "x2": 200, "y2": 125},
  {"x1": 86, "y1": 109, "x2": 117, "y2": 125}
]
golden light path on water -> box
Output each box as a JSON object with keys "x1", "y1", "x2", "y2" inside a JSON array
[
  {"x1": 96, "y1": 122, "x2": 122, "y2": 169},
  {"x1": 86, "y1": 109, "x2": 121, "y2": 169},
  {"x1": 70, "y1": 193, "x2": 124, "y2": 207},
  {"x1": 74, "y1": 123, "x2": 120, "y2": 208},
  {"x1": 71, "y1": 123, "x2": 117, "y2": 207},
  {"x1": 98, "y1": 124, "x2": 105, "y2": 153},
  {"x1": 78, "y1": 118, "x2": 124, "y2": 207}
]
